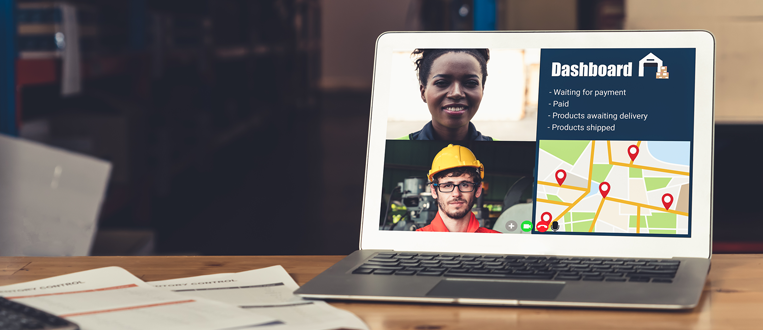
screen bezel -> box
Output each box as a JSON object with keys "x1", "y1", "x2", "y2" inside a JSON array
[{"x1": 360, "y1": 31, "x2": 714, "y2": 259}]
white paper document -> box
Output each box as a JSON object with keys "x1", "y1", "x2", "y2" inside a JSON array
[
  {"x1": 149, "y1": 266, "x2": 368, "y2": 330},
  {"x1": 0, "y1": 267, "x2": 276, "y2": 330}
]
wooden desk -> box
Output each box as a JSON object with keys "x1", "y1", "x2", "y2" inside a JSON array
[{"x1": 0, "y1": 254, "x2": 761, "y2": 330}]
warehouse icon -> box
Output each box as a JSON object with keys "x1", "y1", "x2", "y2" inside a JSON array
[{"x1": 639, "y1": 53, "x2": 669, "y2": 79}]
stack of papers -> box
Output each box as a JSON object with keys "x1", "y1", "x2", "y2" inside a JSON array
[
  {"x1": 149, "y1": 266, "x2": 368, "y2": 330},
  {"x1": 0, "y1": 266, "x2": 368, "y2": 330}
]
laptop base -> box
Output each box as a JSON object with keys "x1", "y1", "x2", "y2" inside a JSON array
[{"x1": 295, "y1": 250, "x2": 710, "y2": 310}]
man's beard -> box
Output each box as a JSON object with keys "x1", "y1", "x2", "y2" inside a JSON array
[{"x1": 437, "y1": 197, "x2": 475, "y2": 220}]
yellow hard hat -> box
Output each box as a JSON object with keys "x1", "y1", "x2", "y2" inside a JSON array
[{"x1": 428, "y1": 144, "x2": 484, "y2": 182}]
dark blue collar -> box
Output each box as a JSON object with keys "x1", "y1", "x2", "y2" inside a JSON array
[{"x1": 409, "y1": 121, "x2": 493, "y2": 141}]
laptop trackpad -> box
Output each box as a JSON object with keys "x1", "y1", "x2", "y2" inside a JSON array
[{"x1": 426, "y1": 279, "x2": 564, "y2": 300}]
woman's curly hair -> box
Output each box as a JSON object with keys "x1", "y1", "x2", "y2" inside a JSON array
[{"x1": 412, "y1": 48, "x2": 490, "y2": 87}]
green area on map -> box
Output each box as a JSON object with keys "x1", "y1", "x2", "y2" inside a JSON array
[
  {"x1": 572, "y1": 220, "x2": 593, "y2": 232},
  {"x1": 629, "y1": 168, "x2": 643, "y2": 178},
  {"x1": 569, "y1": 212, "x2": 596, "y2": 232},
  {"x1": 591, "y1": 164, "x2": 613, "y2": 183},
  {"x1": 645, "y1": 177, "x2": 672, "y2": 191},
  {"x1": 564, "y1": 213, "x2": 571, "y2": 231},
  {"x1": 647, "y1": 213, "x2": 677, "y2": 228},
  {"x1": 539, "y1": 140, "x2": 590, "y2": 165},
  {"x1": 629, "y1": 215, "x2": 647, "y2": 227},
  {"x1": 546, "y1": 194, "x2": 563, "y2": 202}
]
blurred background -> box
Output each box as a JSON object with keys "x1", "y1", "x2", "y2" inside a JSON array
[{"x1": 0, "y1": 0, "x2": 761, "y2": 256}]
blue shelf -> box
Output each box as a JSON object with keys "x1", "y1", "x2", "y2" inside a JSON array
[
  {"x1": 473, "y1": 0, "x2": 496, "y2": 31},
  {"x1": 0, "y1": 0, "x2": 17, "y2": 136}
]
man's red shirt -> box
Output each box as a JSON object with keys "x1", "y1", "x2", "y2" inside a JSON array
[{"x1": 416, "y1": 212, "x2": 500, "y2": 233}]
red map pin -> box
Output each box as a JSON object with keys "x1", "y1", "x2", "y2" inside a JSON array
[
  {"x1": 536, "y1": 212, "x2": 552, "y2": 233},
  {"x1": 555, "y1": 169, "x2": 566, "y2": 186},
  {"x1": 599, "y1": 182, "x2": 610, "y2": 198},
  {"x1": 628, "y1": 145, "x2": 639, "y2": 161},
  {"x1": 662, "y1": 193, "x2": 673, "y2": 210}
]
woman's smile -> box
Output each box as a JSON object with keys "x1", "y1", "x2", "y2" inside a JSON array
[{"x1": 442, "y1": 104, "x2": 469, "y2": 115}]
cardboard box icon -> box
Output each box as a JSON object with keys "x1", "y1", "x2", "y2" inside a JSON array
[
  {"x1": 660, "y1": 66, "x2": 668, "y2": 72},
  {"x1": 656, "y1": 72, "x2": 669, "y2": 79}
]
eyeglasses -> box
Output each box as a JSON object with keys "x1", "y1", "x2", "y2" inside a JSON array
[{"x1": 433, "y1": 182, "x2": 477, "y2": 193}]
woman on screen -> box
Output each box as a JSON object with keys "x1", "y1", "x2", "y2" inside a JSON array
[{"x1": 402, "y1": 48, "x2": 493, "y2": 141}]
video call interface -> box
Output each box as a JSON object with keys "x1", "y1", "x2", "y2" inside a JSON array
[{"x1": 379, "y1": 47, "x2": 696, "y2": 237}]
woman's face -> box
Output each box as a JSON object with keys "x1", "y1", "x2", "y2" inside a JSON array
[{"x1": 420, "y1": 52, "x2": 484, "y2": 131}]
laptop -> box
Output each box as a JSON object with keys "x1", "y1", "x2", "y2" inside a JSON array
[{"x1": 296, "y1": 31, "x2": 714, "y2": 309}]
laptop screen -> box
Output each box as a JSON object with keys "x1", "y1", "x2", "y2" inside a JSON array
[{"x1": 378, "y1": 47, "x2": 695, "y2": 238}]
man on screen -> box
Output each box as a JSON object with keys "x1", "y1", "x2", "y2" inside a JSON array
[{"x1": 417, "y1": 144, "x2": 500, "y2": 233}]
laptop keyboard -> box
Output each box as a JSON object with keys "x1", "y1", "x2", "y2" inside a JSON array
[
  {"x1": 0, "y1": 296, "x2": 79, "y2": 330},
  {"x1": 352, "y1": 252, "x2": 680, "y2": 283}
]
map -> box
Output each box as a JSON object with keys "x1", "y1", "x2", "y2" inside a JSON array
[{"x1": 535, "y1": 140, "x2": 690, "y2": 235}]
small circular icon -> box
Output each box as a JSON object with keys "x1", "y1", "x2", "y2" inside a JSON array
[
  {"x1": 662, "y1": 193, "x2": 673, "y2": 210},
  {"x1": 536, "y1": 212, "x2": 553, "y2": 233},
  {"x1": 628, "y1": 145, "x2": 639, "y2": 161},
  {"x1": 521, "y1": 221, "x2": 532, "y2": 232},
  {"x1": 555, "y1": 169, "x2": 567, "y2": 186},
  {"x1": 505, "y1": 220, "x2": 518, "y2": 232},
  {"x1": 599, "y1": 182, "x2": 610, "y2": 198}
]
